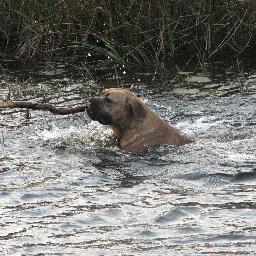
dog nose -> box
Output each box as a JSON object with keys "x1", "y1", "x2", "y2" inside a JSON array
[
  {"x1": 89, "y1": 97, "x2": 101, "y2": 111},
  {"x1": 89, "y1": 97, "x2": 98, "y2": 105}
]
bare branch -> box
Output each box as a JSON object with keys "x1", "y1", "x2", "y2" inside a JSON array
[{"x1": 0, "y1": 100, "x2": 87, "y2": 115}]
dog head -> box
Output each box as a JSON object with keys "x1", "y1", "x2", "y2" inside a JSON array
[{"x1": 86, "y1": 88, "x2": 147, "y2": 129}]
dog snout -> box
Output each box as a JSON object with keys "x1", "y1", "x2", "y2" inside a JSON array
[
  {"x1": 89, "y1": 97, "x2": 99, "y2": 106},
  {"x1": 89, "y1": 97, "x2": 101, "y2": 110}
]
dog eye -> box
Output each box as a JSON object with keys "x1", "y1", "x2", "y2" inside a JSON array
[{"x1": 106, "y1": 97, "x2": 113, "y2": 104}]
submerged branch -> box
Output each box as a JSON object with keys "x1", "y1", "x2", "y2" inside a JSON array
[{"x1": 0, "y1": 100, "x2": 87, "y2": 115}]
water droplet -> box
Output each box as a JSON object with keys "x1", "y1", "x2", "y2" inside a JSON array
[
  {"x1": 123, "y1": 71, "x2": 126, "y2": 74},
  {"x1": 88, "y1": 53, "x2": 91, "y2": 57},
  {"x1": 138, "y1": 78, "x2": 141, "y2": 82}
]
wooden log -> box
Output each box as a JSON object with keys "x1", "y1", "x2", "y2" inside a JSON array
[{"x1": 0, "y1": 100, "x2": 87, "y2": 115}]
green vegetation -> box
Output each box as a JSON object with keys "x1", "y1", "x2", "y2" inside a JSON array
[{"x1": 1, "y1": 0, "x2": 256, "y2": 68}]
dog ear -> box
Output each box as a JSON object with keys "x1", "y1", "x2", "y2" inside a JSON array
[{"x1": 126, "y1": 97, "x2": 147, "y2": 121}]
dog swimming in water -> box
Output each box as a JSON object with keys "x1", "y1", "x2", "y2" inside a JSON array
[{"x1": 86, "y1": 88, "x2": 192, "y2": 153}]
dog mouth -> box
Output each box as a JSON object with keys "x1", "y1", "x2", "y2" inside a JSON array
[{"x1": 86, "y1": 104, "x2": 113, "y2": 125}]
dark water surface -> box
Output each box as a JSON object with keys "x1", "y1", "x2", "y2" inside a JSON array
[{"x1": 0, "y1": 74, "x2": 255, "y2": 255}]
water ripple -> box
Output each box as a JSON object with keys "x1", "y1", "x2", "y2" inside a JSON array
[{"x1": 0, "y1": 79, "x2": 255, "y2": 255}]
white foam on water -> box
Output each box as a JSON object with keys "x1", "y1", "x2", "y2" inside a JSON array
[
  {"x1": 38, "y1": 121, "x2": 115, "y2": 149},
  {"x1": 177, "y1": 116, "x2": 224, "y2": 133},
  {"x1": 227, "y1": 153, "x2": 256, "y2": 163}
]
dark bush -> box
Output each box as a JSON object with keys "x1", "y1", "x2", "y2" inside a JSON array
[{"x1": 1, "y1": 0, "x2": 256, "y2": 66}]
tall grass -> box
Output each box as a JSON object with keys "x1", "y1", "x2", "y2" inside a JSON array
[{"x1": 1, "y1": 0, "x2": 256, "y2": 68}]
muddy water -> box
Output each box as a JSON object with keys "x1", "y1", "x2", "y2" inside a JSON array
[{"x1": 0, "y1": 76, "x2": 256, "y2": 256}]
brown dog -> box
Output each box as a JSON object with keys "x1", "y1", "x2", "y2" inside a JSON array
[{"x1": 86, "y1": 88, "x2": 192, "y2": 152}]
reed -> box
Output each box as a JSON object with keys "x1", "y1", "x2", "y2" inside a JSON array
[{"x1": 1, "y1": 0, "x2": 256, "y2": 68}]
